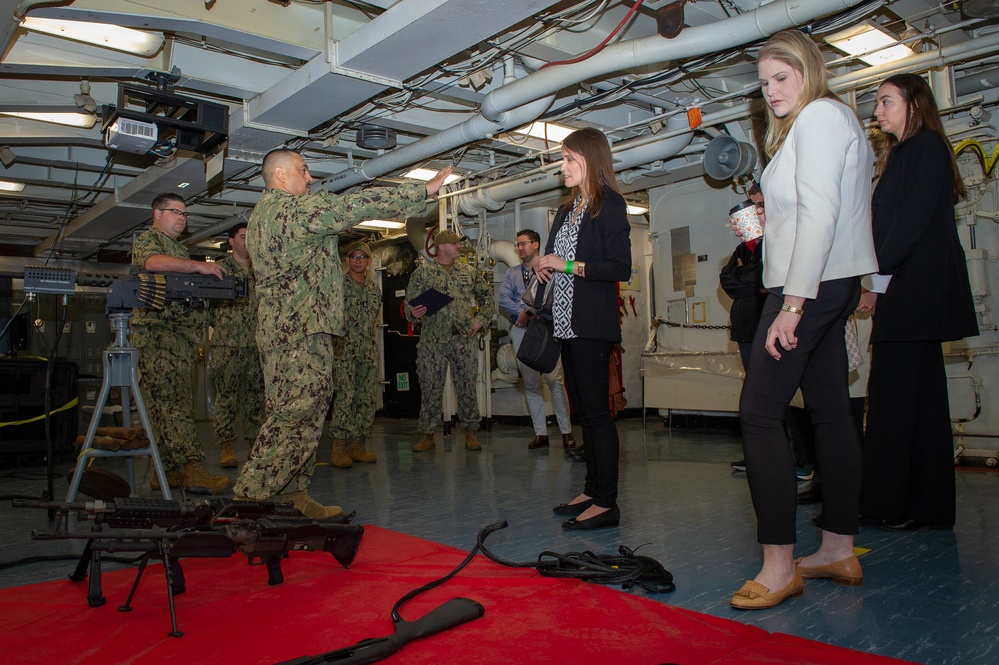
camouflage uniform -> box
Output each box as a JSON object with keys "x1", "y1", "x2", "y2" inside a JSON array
[
  {"x1": 209, "y1": 254, "x2": 264, "y2": 447},
  {"x1": 234, "y1": 184, "x2": 426, "y2": 500},
  {"x1": 131, "y1": 228, "x2": 208, "y2": 472},
  {"x1": 331, "y1": 272, "x2": 381, "y2": 441},
  {"x1": 405, "y1": 258, "x2": 494, "y2": 434}
]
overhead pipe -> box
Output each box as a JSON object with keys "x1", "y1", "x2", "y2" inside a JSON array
[
  {"x1": 323, "y1": 0, "x2": 867, "y2": 194},
  {"x1": 480, "y1": 0, "x2": 866, "y2": 122},
  {"x1": 323, "y1": 94, "x2": 555, "y2": 192}
]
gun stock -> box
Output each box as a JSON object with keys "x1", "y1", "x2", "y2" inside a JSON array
[{"x1": 275, "y1": 597, "x2": 484, "y2": 665}]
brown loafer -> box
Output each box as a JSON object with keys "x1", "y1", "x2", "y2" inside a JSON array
[
  {"x1": 795, "y1": 554, "x2": 863, "y2": 586},
  {"x1": 561, "y1": 433, "x2": 576, "y2": 449},
  {"x1": 730, "y1": 570, "x2": 804, "y2": 610},
  {"x1": 528, "y1": 435, "x2": 549, "y2": 449}
]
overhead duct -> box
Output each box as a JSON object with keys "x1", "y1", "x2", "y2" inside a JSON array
[{"x1": 323, "y1": 0, "x2": 866, "y2": 194}]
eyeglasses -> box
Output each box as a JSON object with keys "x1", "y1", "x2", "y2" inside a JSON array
[
  {"x1": 347, "y1": 254, "x2": 368, "y2": 260},
  {"x1": 514, "y1": 241, "x2": 534, "y2": 248},
  {"x1": 159, "y1": 208, "x2": 189, "y2": 219}
]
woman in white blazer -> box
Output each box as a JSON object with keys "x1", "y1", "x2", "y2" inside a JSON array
[{"x1": 730, "y1": 30, "x2": 878, "y2": 611}]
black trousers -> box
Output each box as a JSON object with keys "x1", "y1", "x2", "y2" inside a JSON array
[
  {"x1": 561, "y1": 337, "x2": 619, "y2": 508},
  {"x1": 739, "y1": 277, "x2": 862, "y2": 544},
  {"x1": 860, "y1": 341, "x2": 956, "y2": 526}
]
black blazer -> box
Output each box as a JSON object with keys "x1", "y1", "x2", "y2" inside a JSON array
[
  {"x1": 545, "y1": 189, "x2": 632, "y2": 343},
  {"x1": 871, "y1": 130, "x2": 978, "y2": 343},
  {"x1": 719, "y1": 241, "x2": 766, "y2": 343}
]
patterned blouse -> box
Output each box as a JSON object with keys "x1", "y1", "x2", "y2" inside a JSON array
[{"x1": 552, "y1": 195, "x2": 587, "y2": 339}]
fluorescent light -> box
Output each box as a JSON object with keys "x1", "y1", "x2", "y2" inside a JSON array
[
  {"x1": 825, "y1": 22, "x2": 915, "y2": 66},
  {"x1": 627, "y1": 204, "x2": 648, "y2": 215},
  {"x1": 356, "y1": 220, "x2": 406, "y2": 230},
  {"x1": 404, "y1": 168, "x2": 462, "y2": 185},
  {"x1": 0, "y1": 180, "x2": 26, "y2": 193},
  {"x1": 0, "y1": 111, "x2": 97, "y2": 128},
  {"x1": 20, "y1": 17, "x2": 165, "y2": 57},
  {"x1": 511, "y1": 121, "x2": 575, "y2": 143}
]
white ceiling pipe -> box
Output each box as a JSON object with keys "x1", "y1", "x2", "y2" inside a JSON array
[
  {"x1": 480, "y1": 0, "x2": 867, "y2": 122},
  {"x1": 323, "y1": 94, "x2": 555, "y2": 191},
  {"x1": 828, "y1": 32, "x2": 999, "y2": 92},
  {"x1": 489, "y1": 239, "x2": 519, "y2": 269}
]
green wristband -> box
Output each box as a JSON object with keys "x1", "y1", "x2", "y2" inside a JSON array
[{"x1": 565, "y1": 260, "x2": 574, "y2": 275}]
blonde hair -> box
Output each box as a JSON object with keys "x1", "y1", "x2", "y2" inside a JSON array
[{"x1": 758, "y1": 30, "x2": 837, "y2": 158}]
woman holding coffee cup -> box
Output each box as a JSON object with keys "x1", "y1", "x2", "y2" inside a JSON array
[{"x1": 729, "y1": 30, "x2": 878, "y2": 610}]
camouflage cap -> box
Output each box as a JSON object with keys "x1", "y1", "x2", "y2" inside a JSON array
[
  {"x1": 435, "y1": 229, "x2": 466, "y2": 245},
  {"x1": 346, "y1": 241, "x2": 372, "y2": 257}
]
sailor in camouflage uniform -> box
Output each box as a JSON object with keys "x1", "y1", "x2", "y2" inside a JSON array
[
  {"x1": 131, "y1": 193, "x2": 232, "y2": 492},
  {"x1": 405, "y1": 230, "x2": 494, "y2": 451},
  {"x1": 330, "y1": 241, "x2": 381, "y2": 469},
  {"x1": 232, "y1": 148, "x2": 452, "y2": 518},
  {"x1": 209, "y1": 222, "x2": 264, "y2": 469}
]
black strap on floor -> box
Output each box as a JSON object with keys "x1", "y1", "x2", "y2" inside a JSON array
[{"x1": 475, "y1": 521, "x2": 676, "y2": 594}]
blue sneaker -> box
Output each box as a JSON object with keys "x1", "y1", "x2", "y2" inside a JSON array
[
  {"x1": 731, "y1": 460, "x2": 747, "y2": 472},
  {"x1": 796, "y1": 465, "x2": 814, "y2": 481}
]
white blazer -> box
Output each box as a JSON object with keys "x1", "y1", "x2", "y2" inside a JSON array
[{"x1": 760, "y1": 98, "x2": 878, "y2": 300}]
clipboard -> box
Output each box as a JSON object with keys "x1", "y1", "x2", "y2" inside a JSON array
[{"x1": 409, "y1": 288, "x2": 453, "y2": 316}]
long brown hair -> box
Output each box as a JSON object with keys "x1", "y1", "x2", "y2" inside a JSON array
[
  {"x1": 561, "y1": 127, "x2": 621, "y2": 218},
  {"x1": 757, "y1": 30, "x2": 838, "y2": 158},
  {"x1": 874, "y1": 73, "x2": 966, "y2": 200}
]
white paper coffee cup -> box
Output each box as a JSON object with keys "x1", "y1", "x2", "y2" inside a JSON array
[{"x1": 730, "y1": 199, "x2": 763, "y2": 241}]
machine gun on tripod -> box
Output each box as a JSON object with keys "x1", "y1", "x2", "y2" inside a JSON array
[
  {"x1": 21, "y1": 266, "x2": 252, "y2": 501},
  {"x1": 14, "y1": 496, "x2": 365, "y2": 637}
]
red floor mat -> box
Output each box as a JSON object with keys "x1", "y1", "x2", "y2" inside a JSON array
[{"x1": 0, "y1": 526, "x2": 913, "y2": 665}]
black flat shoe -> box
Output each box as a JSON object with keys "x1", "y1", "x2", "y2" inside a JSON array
[
  {"x1": 880, "y1": 518, "x2": 926, "y2": 532},
  {"x1": 561, "y1": 506, "x2": 620, "y2": 530},
  {"x1": 552, "y1": 498, "x2": 594, "y2": 516}
]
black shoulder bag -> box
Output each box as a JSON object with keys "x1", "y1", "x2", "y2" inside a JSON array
[{"x1": 516, "y1": 274, "x2": 562, "y2": 373}]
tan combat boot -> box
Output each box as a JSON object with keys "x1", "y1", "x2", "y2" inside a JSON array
[
  {"x1": 150, "y1": 469, "x2": 184, "y2": 490},
  {"x1": 347, "y1": 439, "x2": 377, "y2": 463},
  {"x1": 465, "y1": 428, "x2": 482, "y2": 451},
  {"x1": 331, "y1": 438, "x2": 353, "y2": 469},
  {"x1": 283, "y1": 490, "x2": 342, "y2": 519},
  {"x1": 219, "y1": 440, "x2": 237, "y2": 468},
  {"x1": 182, "y1": 461, "x2": 233, "y2": 492},
  {"x1": 412, "y1": 433, "x2": 436, "y2": 452}
]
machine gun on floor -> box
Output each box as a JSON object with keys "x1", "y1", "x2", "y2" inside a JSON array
[{"x1": 14, "y1": 497, "x2": 364, "y2": 636}]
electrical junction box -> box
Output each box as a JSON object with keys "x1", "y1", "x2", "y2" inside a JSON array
[{"x1": 104, "y1": 118, "x2": 158, "y2": 154}]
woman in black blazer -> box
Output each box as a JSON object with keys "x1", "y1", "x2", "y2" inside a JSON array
[
  {"x1": 859, "y1": 73, "x2": 978, "y2": 530},
  {"x1": 536, "y1": 127, "x2": 632, "y2": 531}
]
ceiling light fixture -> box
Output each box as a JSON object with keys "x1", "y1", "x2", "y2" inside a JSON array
[
  {"x1": 404, "y1": 168, "x2": 462, "y2": 185},
  {"x1": 825, "y1": 22, "x2": 915, "y2": 66},
  {"x1": 0, "y1": 180, "x2": 26, "y2": 193},
  {"x1": 626, "y1": 204, "x2": 649, "y2": 215},
  {"x1": 511, "y1": 121, "x2": 575, "y2": 143},
  {"x1": 20, "y1": 17, "x2": 165, "y2": 57},
  {"x1": 0, "y1": 111, "x2": 97, "y2": 128},
  {"x1": 355, "y1": 220, "x2": 406, "y2": 230}
]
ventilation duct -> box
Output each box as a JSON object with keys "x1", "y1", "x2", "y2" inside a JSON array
[
  {"x1": 356, "y1": 124, "x2": 396, "y2": 150},
  {"x1": 964, "y1": 1, "x2": 999, "y2": 18}
]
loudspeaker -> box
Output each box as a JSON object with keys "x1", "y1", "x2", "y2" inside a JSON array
[{"x1": 703, "y1": 135, "x2": 757, "y2": 180}]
